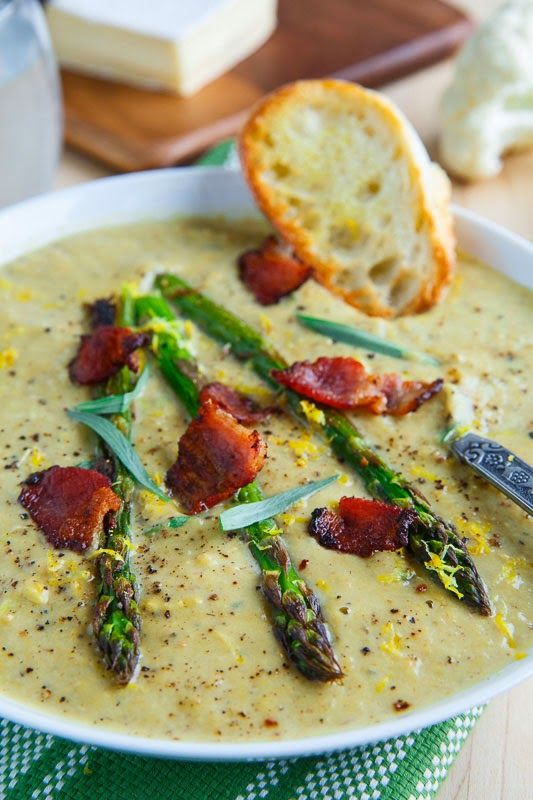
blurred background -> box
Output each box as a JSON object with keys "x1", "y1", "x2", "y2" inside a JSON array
[{"x1": 2, "y1": 0, "x2": 531, "y2": 238}]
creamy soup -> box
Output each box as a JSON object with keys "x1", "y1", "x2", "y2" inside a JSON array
[{"x1": 0, "y1": 217, "x2": 531, "y2": 743}]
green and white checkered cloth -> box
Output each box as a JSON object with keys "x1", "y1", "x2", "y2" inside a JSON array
[
  {"x1": 0, "y1": 141, "x2": 483, "y2": 800},
  {"x1": 1, "y1": 708, "x2": 483, "y2": 800}
]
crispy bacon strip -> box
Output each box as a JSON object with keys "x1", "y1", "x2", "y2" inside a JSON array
[
  {"x1": 272, "y1": 357, "x2": 442, "y2": 415},
  {"x1": 166, "y1": 400, "x2": 267, "y2": 513},
  {"x1": 309, "y1": 497, "x2": 416, "y2": 558},
  {"x1": 69, "y1": 325, "x2": 150, "y2": 385},
  {"x1": 19, "y1": 465, "x2": 121, "y2": 552},
  {"x1": 238, "y1": 235, "x2": 312, "y2": 305},
  {"x1": 273, "y1": 357, "x2": 380, "y2": 410},
  {"x1": 374, "y1": 373, "x2": 444, "y2": 415},
  {"x1": 199, "y1": 382, "x2": 274, "y2": 426}
]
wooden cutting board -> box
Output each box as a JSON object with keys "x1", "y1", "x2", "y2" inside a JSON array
[{"x1": 61, "y1": 0, "x2": 472, "y2": 172}]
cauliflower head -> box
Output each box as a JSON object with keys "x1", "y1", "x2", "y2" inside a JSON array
[{"x1": 440, "y1": 0, "x2": 533, "y2": 180}]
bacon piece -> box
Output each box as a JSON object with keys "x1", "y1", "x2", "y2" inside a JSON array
[
  {"x1": 273, "y1": 357, "x2": 380, "y2": 410},
  {"x1": 272, "y1": 357, "x2": 442, "y2": 416},
  {"x1": 69, "y1": 325, "x2": 150, "y2": 385},
  {"x1": 309, "y1": 497, "x2": 416, "y2": 558},
  {"x1": 19, "y1": 465, "x2": 121, "y2": 552},
  {"x1": 374, "y1": 374, "x2": 444, "y2": 416},
  {"x1": 199, "y1": 382, "x2": 274, "y2": 426},
  {"x1": 238, "y1": 236, "x2": 312, "y2": 305},
  {"x1": 166, "y1": 400, "x2": 267, "y2": 513}
]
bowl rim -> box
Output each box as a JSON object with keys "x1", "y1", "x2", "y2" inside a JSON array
[{"x1": 0, "y1": 166, "x2": 531, "y2": 761}]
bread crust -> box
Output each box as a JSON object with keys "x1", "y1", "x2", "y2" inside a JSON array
[{"x1": 240, "y1": 80, "x2": 455, "y2": 318}]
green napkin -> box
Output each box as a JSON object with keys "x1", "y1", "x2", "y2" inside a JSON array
[
  {"x1": 1, "y1": 707, "x2": 482, "y2": 800},
  {"x1": 0, "y1": 140, "x2": 483, "y2": 800}
]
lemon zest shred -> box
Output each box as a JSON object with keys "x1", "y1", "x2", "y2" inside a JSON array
[
  {"x1": 380, "y1": 622, "x2": 403, "y2": 657},
  {"x1": 288, "y1": 438, "x2": 318, "y2": 457},
  {"x1": 47, "y1": 553, "x2": 64, "y2": 574},
  {"x1": 377, "y1": 573, "x2": 397, "y2": 584},
  {"x1": 494, "y1": 612, "x2": 516, "y2": 649},
  {"x1": 498, "y1": 556, "x2": 530, "y2": 589},
  {"x1": 374, "y1": 674, "x2": 391, "y2": 693},
  {"x1": 424, "y1": 547, "x2": 464, "y2": 599},
  {"x1": 377, "y1": 567, "x2": 415, "y2": 585},
  {"x1": 29, "y1": 448, "x2": 46, "y2": 469},
  {"x1": 410, "y1": 465, "x2": 439, "y2": 482},
  {"x1": 0, "y1": 348, "x2": 18, "y2": 369},
  {"x1": 287, "y1": 435, "x2": 320, "y2": 468},
  {"x1": 299, "y1": 400, "x2": 326, "y2": 427},
  {"x1": 279, "y1": 513, "x2": 296, "y2": 526},
  {"x1": 455, "y1": 518, "x2": 492, "y2": 556},
  {"x1": 139, "y1": 486, "x2": 167, "y2": 516}
]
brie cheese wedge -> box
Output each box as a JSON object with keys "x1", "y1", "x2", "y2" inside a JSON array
[{"x1": 46, "y1": 0, "x2": 277, "y2": 96}]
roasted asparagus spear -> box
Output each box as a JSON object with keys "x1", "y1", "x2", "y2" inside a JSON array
[
  {"x1": 154, "y1": 273, "x2": 491, "y2": 615},
  {"x1": 136, "y1": 294, "x2": 343, "y2": 680},
  {"x1": 91, "y1": 289, "x2": 142, "y2": 683}
]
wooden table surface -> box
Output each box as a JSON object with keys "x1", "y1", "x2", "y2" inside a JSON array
[{"x1": 54, "y1": 1, "x2": 532, "y2": 797}]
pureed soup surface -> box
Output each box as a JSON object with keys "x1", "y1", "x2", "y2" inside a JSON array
[{"x1": 0, "y1": 217, "x2": 531, "y2": 743}]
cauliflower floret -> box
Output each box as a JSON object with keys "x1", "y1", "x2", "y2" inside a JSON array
[{"x1": 440, "y1": 0, "x2": 533, "y2": 180}]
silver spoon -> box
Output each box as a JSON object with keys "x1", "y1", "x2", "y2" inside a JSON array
[{"x1": 450, "y1": 431, "x2": 533, "y2": 515}]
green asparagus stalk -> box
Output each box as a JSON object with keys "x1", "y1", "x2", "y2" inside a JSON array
[
  {"x1": 91, "y1": 288, "x2": 142, "y2": 683},
  {"x1": 135, "y1": 294, "x2": 343, "y2": 680},
  {"x1": 155, "y1": 273, "x2": 492, "y2": 616}
]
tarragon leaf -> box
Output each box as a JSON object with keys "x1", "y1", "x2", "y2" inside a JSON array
[
  {"x1": 72, "y1": 368, "x2": 149, "y2": 415},
  {"x1": 220, "y1": 475, "x2": 338, "y2": 531},
  {"x1": 67, "y1": 408, "x2": 168, "y2": 501},
  {"x1": 297, "y1": 314, "x2": 440, "y2": 366}
]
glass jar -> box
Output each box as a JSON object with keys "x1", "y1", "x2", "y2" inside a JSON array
[{"x1": 0, "y1": 0, "x2": 62, "y2": 208}]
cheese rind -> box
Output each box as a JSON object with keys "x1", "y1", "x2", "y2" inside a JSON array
[{"x1": 46, "y1": 0, "x2": 277, "y2": 96}]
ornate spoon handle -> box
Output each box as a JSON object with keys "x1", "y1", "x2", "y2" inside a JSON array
[{"x1": 451, "y1": 432, "x2": 533, "y2": 515}]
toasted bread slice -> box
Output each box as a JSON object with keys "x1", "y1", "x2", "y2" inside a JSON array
[{"x1": 240, "y1": 80, "x2": 455, "y2": 318}]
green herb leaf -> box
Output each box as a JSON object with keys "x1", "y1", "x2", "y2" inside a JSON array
[
  {"x1": 441, "y1": 425, "x2": 458, "y2": 444},
  {"x1": 72, "y1": 368, "x2": 149, "y2": 415},
  {"x1": 220, "y1": 474, "x2": 339, "y2": 531},
  {"x1": 296, "y1": 314, "x2": 440, "y2": 366},
  {"x1": 67, "y1": 409, "x2": 169, "y2": 501},
  {"x1": 143, "y1": 516, "x2": 189, "y2": 536}
]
